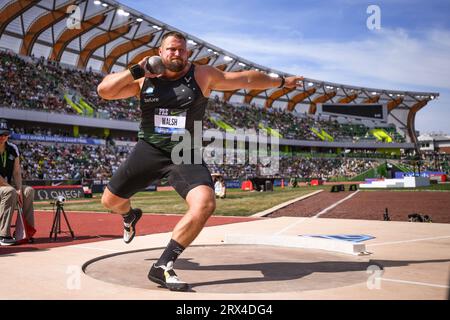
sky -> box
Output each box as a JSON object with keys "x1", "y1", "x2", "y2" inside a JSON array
[{"x1": 120, "y1": 0, "x2": 450, "y2": 135}]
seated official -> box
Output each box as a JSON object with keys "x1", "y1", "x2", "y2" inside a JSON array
[{"x1": 0, "y1": 120, "x2": 35, "y2": 246}]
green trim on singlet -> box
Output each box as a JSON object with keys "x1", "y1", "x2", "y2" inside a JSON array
[{"x1": 137, "y1": 130, "x2": 181, "y2": 153}]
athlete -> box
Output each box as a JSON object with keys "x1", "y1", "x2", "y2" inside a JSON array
[{"x1": 97, "y1": 31, "x2": 303, "y2": 291}]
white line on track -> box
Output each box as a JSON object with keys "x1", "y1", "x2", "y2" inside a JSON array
[
  {"x1": 381, "y1": 278, "x2": 450, "y2": 289},
  {"x1": 273, "y1": 218, "x2": 308, "y2": 236},
  {"x1": 70, "y1": 246, "x2": 121, "y2": 253},
  {"x1": 273, "y1": 190, "x2": 361, "y2": 235},
  {"x1": 252, "y1": 190, "x2": 324, "y2": 218},
  {"x1": 367, "y1": 235, "x2": 450, "y2": 247},
  {"x1": 312, "y1": 190, "x2": 360, "y2": 218}
]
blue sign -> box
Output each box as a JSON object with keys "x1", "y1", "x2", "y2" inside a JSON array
[
  {"x1": 11, "y1": 133, "x2": 104, "y2": 145},
  {"x1": 302, "y1": 234, "x2": 375, "y2": 243},
  {"x1": 225, "y1": 179, "x2": 241, "y2": 188},
  {"x1": 273, "y1": 179, "x2": 282, "y2": 187},
  {"x1": 395, "y1": 171, "x2": 445, "y2": 178}
]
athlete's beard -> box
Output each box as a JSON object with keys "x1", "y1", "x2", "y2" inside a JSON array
[{"x1": 166, "y1": 58, "x2": 186, "y2": 72}]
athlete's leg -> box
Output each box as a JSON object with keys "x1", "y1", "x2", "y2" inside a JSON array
[
  {"x1": 101, "y1": 187, "x2": 131, "y2": 214},
  {"x1": 102, "y1": 139, "x2": 171, "y2": 213},
  {"x1": 172, "y1": 185, "x2": 216, "y2": 247},
  {"x1": 166, "y1": 161, "x2": 215, "y2": 248},
  {"x1": 102, "y1": 187, "x2": 143, "y2": 244},
  {"x1": 148, "y1": 186, "x2": 215, "y2": 291},
  {"x1": 101, "y1": 140, "x2": 170, "y2": 243},
  {"x1": 148, "y1": 162, "x2": 215, "y2": 291}
]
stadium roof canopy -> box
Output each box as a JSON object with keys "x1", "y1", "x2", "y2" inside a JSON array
[{"x1": 0, "y1": 0, "x2": 440, "y2": 144}]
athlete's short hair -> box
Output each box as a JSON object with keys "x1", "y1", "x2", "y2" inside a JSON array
[{"x1": 160, "y1": 31, "x2": 187, "y2": 46}]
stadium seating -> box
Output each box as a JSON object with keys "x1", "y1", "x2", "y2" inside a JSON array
[
  {"x1": 10, "y1": 137, "x2": 384, "y2": 182},
  {"x1": 0, "y1": 50, "x2": 406, "y2": 143},
  {"x1": 8, "y1": 124, "x2": 447, "y2": 182},
  {"x1": 5, "y1": 49, "x2": 443, "y2": 186}
]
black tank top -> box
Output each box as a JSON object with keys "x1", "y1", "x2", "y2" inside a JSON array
[
  {"x1": 138, "y1": 63, "x2": 208, "y2": 153},
  {"x1": 0, "y1": 142, "x2": 19, "y2": 184}
]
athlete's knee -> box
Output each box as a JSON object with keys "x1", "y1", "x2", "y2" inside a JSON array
[
  {"x1": 186, "y1": 185, "x2": 216, "y2": 219},
  {"x1": 191, "y1": 197, "x2": 216, "y2": 218},
  {"x1": 100, "y1": 193, "x2": 111, "y2": 209},
  {"x1": 101, "y1": 189, "x2": 117, "y2": 209},
  {"x1": 101, "y1": 188, "x2": 130, "y2": 212},
  {"x1": 203, "y1": 198, "x2": 216, "y2": 216}
]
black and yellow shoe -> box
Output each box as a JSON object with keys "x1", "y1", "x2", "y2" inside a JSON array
[
  {"x1": 148, "y1": 261, "x2": 189, "y2": 291},
  {"x1": 123, "y1": 208, "x2": 142, "y2": 244}
]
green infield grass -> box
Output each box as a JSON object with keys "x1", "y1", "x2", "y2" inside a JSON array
[{"x1": 34, "y1": 186, "x2": 325, "y2": 216}]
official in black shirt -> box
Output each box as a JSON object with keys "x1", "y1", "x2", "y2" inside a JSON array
[{"x1": 0, "y1": 120, "x2": 35, "y2": 246}]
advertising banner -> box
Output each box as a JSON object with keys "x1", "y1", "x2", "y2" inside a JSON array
[{"x1": 33, "y1": 185, "x2": 84, "y2": 201}]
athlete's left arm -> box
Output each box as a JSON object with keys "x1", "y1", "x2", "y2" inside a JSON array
[{"x1": 199, "y1": 65, "x2": 303, "y2": 92}]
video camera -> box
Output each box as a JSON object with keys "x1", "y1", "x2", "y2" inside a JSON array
[
  {"x1": 50, "y1": 195, "x2": 66, "y2": 207},
  {"x1": 49, "y1": 194, "x2": 74, "y2": 240}
]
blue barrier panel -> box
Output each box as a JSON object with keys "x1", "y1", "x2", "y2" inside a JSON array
[
  {"x1": 11, "y1": 133, "x2": 104, "y2": 145},
  {"x1": 303, "y1": 234, "x2": 375, "y2": 243}
]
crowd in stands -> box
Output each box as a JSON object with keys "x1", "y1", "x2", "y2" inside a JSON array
[
  {"x1": 207, "y1": 97, "x2": 405, "y2": 143},
  {"x1": 14, "y1": 139, "x2": 381, "y2": 181},
  {"x1": 17, "y1": 142, "x2": 129, "y2": 181},
  {"x1": 15, "y1": 139, "x2": 448, "y2": 181},
  {"x1": 419, "y1": 152, "x2": 450, "y2": 174},
  {"x1": 9, "y1": 120, "x2": 447, "y2": 182},
  {"x1": 0, "y1": 50, "x2": 140, "y2": 120},
  {"x1": 12, "y1": 125, "x2": 77, "y2": 137},
  {"x1": 207, "y1": 158, "x2": 380, "y2": 180},
  {"x1": 278, "y1": 156, "x2": 379, "y2": 180},
  {"x1": 1, "y1": 50, "x2": 406, "y2": 144},
  {"x1": 0, "y1": 52, "x2": 73, "y2": 114}
]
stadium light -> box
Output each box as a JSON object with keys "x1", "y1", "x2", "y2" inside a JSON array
[
  {"x1": 101, "y1": 3, "x2": 108, "y2": 7},
  {"x1": 187, "y1": 40, "x2": 197, "y2": 45},
  {"x1": 153, "y1": 25, "x2": 162, "y2": 30},
  {"x1": 118, "y1": 9, "x2": 130, "y2": 16},
  {"x1": 238, "y1": 62, "x2": 246, "y2": 67},
  {"x1": 430, "y1": 96, "x2": 435, "y2": 100},
  {"x1": 207, "y1": 49, "x2": 213, "y2": 52},
  {"x1": 372, "y1": 92, "x2": 377, "y2": 95},
  {"x1": 136, "y1": 18, "x2": 143, "y2": 22},
  {"x1": 94, "y1": 0, "x2": 102, "y2": 5},
  {"x1": 224, "y1": 56, "x2": 233, "y2": 61},
  {"x1": 268, "y1": 73, "x2": 279, "y2": 78},
  {"x1": 308, "y1": 82, "x2": 314, "y2": 86}
]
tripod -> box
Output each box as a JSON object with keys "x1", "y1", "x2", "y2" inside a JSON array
[{"x1": 49, "y1": 202, "x2": 75, "y2": 241}]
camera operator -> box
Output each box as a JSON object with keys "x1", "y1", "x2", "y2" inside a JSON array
[{"x1": 0, "y1": 119, "x2": 35, "y2": 246}]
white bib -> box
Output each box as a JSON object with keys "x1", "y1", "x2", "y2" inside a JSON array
[{"x1": 154, "y1": 108, "x2": 187, "y2": 134}]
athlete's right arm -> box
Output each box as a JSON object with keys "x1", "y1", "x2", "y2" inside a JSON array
[
  {"x1": 97, "y1": 70, "x2": 141, "y2": 100},
  {"x1": 97, "y1": 57, "x2": 161, "y2": 100}
]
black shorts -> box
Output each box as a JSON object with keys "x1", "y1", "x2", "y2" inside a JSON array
[{"x1": 107, "y1": 140, "x2": 214, "y2": 199}]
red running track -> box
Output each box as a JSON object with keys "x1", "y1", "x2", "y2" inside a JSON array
[{"x1": 0, "y1": 211, "x2": 258, "y2": 255}]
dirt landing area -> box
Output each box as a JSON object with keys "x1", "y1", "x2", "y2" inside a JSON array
[{"x1": 269, "y1": 190, "x2": 450, "y2": 223}]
